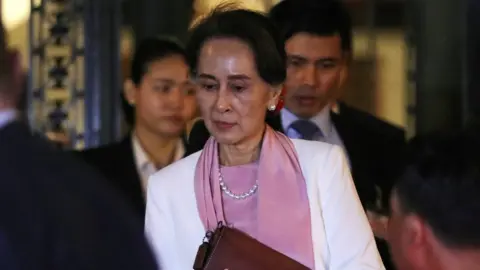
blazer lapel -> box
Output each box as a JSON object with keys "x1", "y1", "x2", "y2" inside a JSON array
[
  {"x1": 120, "y1": 137, "x2": 143, "y2": 186},
  {"x1": 330, "y1": 110, "x2": 359, "y2": 161},
  {"x1": 331, "y1": 110, "x2": 363, "y2": 186},
  {"x1": 330, "y1": 105, "x2": 375, "y2": 207},
  {"x1": 114, "y1": 137, "x2": 146, "y2": 217}
]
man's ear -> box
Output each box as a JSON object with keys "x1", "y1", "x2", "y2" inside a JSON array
[
  {"x1": 403, "y1": 214, "x2": 427, "y2": 249},
  {"x1": 335, "y1": 53, "x2": 350, "y2": 100},
  {"x1": 401, "y1": 214, "x2": 434, "y2": 267},
  {"x1": 123, "y1": 79, "x2": 136, "y2": 106},
  {"x1": 338, "y1": 65, "x2": 348, "y2": 89},
  {"x1": 338, "y1": 52, "x2": 350, "y2": 89}
]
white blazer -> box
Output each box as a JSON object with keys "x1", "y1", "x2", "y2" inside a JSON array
[{"x1": 145, "y1": 139, "x2": 385, "y2": 270}]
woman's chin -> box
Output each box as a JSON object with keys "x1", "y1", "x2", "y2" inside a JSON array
[
  {"x1": 156, "y1": 125, "x2": 184, "y2": 138},
  {"x1": 211, "y1": 133, "x2": 242, "y2": 146}
]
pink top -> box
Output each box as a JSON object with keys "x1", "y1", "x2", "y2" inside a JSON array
[
  {"x1": 220, "y1": 163, "x2": 258, "y2": 236},
  {"x1": 220, "y1": 162, "x2": 309, "y2": 267},
  {"x1": 195, "y1": 126, "x2": 314, "y2": 268}
]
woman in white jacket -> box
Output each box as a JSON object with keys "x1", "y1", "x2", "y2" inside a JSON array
[{"x1": 145, "y1": 7, "x2": 384, "y2": 270}]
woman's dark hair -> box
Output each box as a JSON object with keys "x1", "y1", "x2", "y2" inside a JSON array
[
  {"x1": 186, "y1": 6, "x2": 286, "y2": 127},
  {"x1": 130, "y1": 36, "x2": 187, "y2": 85},
  {"x1": 122, "y1": 37, "x2": 187, "y2": 126},
  {"x1": 187, "y1": 6, "x2": 286, "y2": 87}
]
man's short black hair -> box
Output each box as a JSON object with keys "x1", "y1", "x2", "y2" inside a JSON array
[
  {"x1": 269, "y1": 0, "x2": 352, "y2": 53},
  {"x1": 395, "y1": 127, "x2": 480, "y2": 248}
]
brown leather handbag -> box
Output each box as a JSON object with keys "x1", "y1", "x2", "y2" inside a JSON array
[{"x1": 193, "y1": 222, "x2": 310, "y2": 270}]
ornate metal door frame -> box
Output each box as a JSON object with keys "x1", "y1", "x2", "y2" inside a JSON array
[{"x1": 28, "y1": 0, "x2": 122, "y2": 149}]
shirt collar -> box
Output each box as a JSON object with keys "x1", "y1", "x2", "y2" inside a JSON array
[
  {"x1": 132, "y1": 134, "x2": 153, "y2": 171},
  {"x1": 131, "y1": 133, "x2": 185, "y2": 170},
  {"x1": 0, "y1": 109, "x2": 17, "y2": 130},
  {"x1": 281, "y1": 104, "x2": 335, "y2": 138}
]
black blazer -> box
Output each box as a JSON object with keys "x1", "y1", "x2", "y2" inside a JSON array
[
  {"x1": 0, "y1": 122, "x2": 157, "y2": 270},
  {"x1": 76, "y1": 135, "x2": 188, "y2": 224},
  {"x1": 187, "y1": 102, "x2": 406, "y2": 208}
]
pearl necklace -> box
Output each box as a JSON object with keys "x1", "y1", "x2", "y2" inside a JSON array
[{"x1": 218, "y1": 168, "x2": 258, "y2": 200}]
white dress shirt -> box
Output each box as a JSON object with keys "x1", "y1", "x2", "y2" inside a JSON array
[
  {"x1": 0, "y1": 109, "x2": 17, "y2": 130},
  {"x1": 131, "y1": 134, "x2": 185, "y2": 191},
  {"x1": 145, "y1": 139, "x2": 384, "y2": 270},
  {"x1": 281, "y1": 106, "x2": 351, "y2": 166}
]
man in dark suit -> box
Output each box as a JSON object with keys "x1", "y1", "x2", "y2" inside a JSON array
[
  {"x1": 0, "y1": 8, "x2": 157, "y2": 269},
  {"x1": 186, "y1": 0, "x2": 406, "y2": 268}
]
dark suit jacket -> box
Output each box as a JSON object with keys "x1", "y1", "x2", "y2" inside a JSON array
[
  {"x1": 0, "y1": 122, "x2": 157, "y2": 270},
  {"x1": 76, "y1": 135, "x2": 188, "y2": 224}
]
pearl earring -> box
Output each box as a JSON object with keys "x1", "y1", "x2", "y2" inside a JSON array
[{"x1": 268, "y1": 104, "x2": 276, "y2": 111}]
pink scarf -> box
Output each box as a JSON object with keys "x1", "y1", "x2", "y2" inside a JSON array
[{"x1": 194, "y1": 125, "x2": 315, "y2": 268}]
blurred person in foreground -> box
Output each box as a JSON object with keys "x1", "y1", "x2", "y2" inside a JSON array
[
  {"x1": 388, "y1": 128, "x2": 480, "y2": 270},
  {"x1": 145, "y1": 7, "x2": 383, "y2": 270},
  {"x1": 0, "y1": 3, "x2": 157, "y2": 269}
]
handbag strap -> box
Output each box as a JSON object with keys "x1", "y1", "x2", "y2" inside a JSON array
[{"x1": 193, "y1": 222, "x2": 225, "y2": 269}]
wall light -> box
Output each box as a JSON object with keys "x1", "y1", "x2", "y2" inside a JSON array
[{"x1": 2, "y1": 0, "x2": 30, "y2": 30}]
